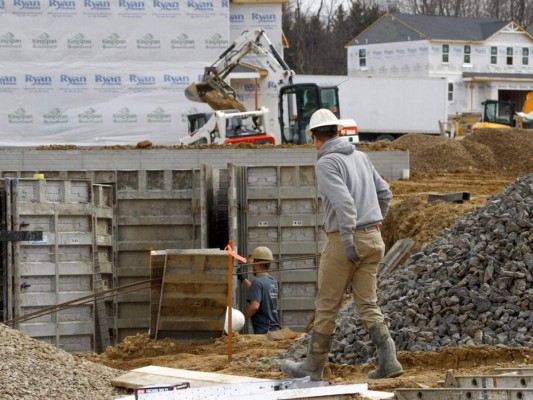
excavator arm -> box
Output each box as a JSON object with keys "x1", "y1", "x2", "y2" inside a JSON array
[{"x1": 184, "y1": 28, "x2": 294, "y2": 112}]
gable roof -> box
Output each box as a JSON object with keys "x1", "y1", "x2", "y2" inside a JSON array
[{"x1": 347, "y1": 13, "x2": 511, "y2": 46}]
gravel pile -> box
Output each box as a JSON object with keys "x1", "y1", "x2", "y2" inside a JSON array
[
  {"x1": 0, "y1": 323, "x2": 127, "y2": 399},
  {"x1": 281, "y1": 173, "x2": 533, "y2": 365}
]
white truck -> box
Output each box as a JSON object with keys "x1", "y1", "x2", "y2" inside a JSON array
[{"x1": 293, "y1": 75, "x2": 449, "y2": 142}]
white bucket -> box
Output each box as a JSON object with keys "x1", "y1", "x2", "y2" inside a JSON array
[{"x1": 224, "y1": 307, "x2": 245, "y2": 333}]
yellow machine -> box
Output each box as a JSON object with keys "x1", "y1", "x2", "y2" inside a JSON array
[{"x1": 472, "y1": 92, "x2": 533, "y2": 131}]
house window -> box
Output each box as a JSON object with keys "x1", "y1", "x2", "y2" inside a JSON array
[
  {"x1": 506, "y1": 47, "x2": 513, "y2": 65},
  {"x1": 442, "y1": 44, "x2": 449, "y2": 63},
  {"x1": 447, "y1": 82, "x2": 454, "y2": 101},
  {"x1": 491, "y1": 46, "x2": 497, "y2": 64},
  {"x1": 464, "y1": 45, "x2": 471, "y2": 64},
  {"x1": 523, "y1": 48, "x2": 529, "y2": 65},
  {"x1": 359, "y1": 49, "x2": 366, "y2": 68}
]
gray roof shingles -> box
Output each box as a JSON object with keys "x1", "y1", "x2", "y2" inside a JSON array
[{"x1": 348, "y1": 13, "x2": 510, "y2": 46}]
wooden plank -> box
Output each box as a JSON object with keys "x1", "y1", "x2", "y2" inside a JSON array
[
  {"x1": 111, "y1": 366, "x2": 268, "y2": 389},
  {"x1": 160, "y1": 282, "x2": 227, "y2": 294},
  {"x1": 159, "y1": 306, "x2": 225, "y2": 318},
  {"x1": 162, "y1": 273, "x2": 228, "y2": 284}
]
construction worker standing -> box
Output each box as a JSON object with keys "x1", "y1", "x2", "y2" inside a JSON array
[
  {"x1": 282, "y1": 109, "x2": 403, "y2": 380},
  {"x1": 237, "y1": 246, "x2": 282, "y2": 334}
]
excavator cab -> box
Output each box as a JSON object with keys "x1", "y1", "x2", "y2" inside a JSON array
[{"x1": 279, "y1": 83, "x2": 341, "y2": 144}]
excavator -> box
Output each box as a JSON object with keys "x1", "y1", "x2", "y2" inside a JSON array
[
  {"x1": 181, "y1": 28, "x2": 358, "y2": 145},
  {"x1": 472, "y1": 91, "x2": 533, "y2": 131}
]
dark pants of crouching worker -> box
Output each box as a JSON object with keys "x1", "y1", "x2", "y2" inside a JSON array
[{"x1": 314, "y1": 227, "x2": 385, "y2": 335}]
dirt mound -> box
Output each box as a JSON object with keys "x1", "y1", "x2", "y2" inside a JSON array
[
  {"x1": 394, "y1": 129, "x2": 533, "y2": 175},
  {"x1": 463, "y1": 128, "x2": 533, "y2": 174},
  {"x1": 381, "y1": 194, "x2": 478, "y2": 252}
]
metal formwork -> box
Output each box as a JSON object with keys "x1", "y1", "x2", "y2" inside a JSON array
[
  {"x1": 114, "y1": 169, "x2": 204, "y2": 342},
  {"x1": 396, "y1": 369, "x2": 533, "y2": 400},
  {"x1": 229, "y1": 164, "x2": 323, "y2": 332},
  {"x1": 8, "y1": 178, "x2": 96, "y2": 352}
]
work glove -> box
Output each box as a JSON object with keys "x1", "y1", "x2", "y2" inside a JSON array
[
  {"x1": 343, "y1": 241, "x2": 361, "y2": 264},
  {"x1": 236, "y1": 266, "x2": 246, "y2": 282}
]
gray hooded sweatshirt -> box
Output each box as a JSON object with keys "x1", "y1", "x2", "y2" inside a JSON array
[{"x1": 315, "y1": 137, "x2": 393, "y2": 243}]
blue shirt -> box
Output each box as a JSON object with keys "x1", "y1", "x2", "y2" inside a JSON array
[{"x1": 246, "y1": 274, "x2": 281, "y2": 334}]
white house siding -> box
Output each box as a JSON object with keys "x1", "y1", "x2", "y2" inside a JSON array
[
  {"x1": 347, "y1": 41, "x2": 431, "y2": 77},
  {"x1": 347, "y1": 26, "x2": 533, "y2": 118}
]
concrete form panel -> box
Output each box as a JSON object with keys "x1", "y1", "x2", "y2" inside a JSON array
[
  {"x1": 0, "y1": 149, "x2": 408, "y2": 182},
  {"x1": 9, "y1": 178, "x2": 96, "y2": 352},
  {"x1": 114, "y1": 169, "x2": 203, "y2": 343},
  {"x1": 230, "y1": 165, "x2": 322, "y2": 332}
]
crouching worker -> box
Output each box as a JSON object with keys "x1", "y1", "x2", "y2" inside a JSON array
[
  {"x1": 237, "y1": 246, "x2": 282, "y2": 334},
  {"x1": 281, "y1": 109, "x2": 403, "y2": 381}
]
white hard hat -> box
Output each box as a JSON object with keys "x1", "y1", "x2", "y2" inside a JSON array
[
  {"x1": 250, "y1": 246, "x2": 273, "y2": 262},
  {"x1": 306, "y1": 108, "x2": 344, "y2": 136},
  {"x1": 224, "y1": 307, "x2": 245, "y2": 333}
]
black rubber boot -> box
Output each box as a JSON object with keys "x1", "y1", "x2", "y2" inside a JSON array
[
  {"x1": 367, "y1": 323, "x2": 404, "y2": 379},
  {"x1": 281, "y1": 330, "x2": 333, "y2": 381}
]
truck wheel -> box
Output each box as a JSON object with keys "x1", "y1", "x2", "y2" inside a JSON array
[{"x1": 376, "y1": 134, "x2": 395, "y2": 142}]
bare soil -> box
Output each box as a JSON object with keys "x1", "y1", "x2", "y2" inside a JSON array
[
  {"x1": 85, "y1": 333, "x2": 533, "y2": 393},
  {"x1": 83, "y1": 129, "x2": 533, "y2": 394}
]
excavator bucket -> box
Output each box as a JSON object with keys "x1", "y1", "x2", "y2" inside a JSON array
[
  {"x1": 185, "y1": 82, "x2": 215, "y2": 103},
  {"x1": 185, "y1": 82, "x2": 247, "y2": 112}
]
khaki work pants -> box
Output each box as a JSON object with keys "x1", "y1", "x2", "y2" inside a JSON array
[{"x1": 314, "y1": 229, "x2": 385, "y2": 335}]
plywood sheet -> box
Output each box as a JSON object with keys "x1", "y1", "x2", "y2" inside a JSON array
[{"x1": 112, "y1": 365, "x2": 267, "y2": 389}]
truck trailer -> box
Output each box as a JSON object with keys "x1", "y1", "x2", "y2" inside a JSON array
[{"x1": 293, "y1": 75, "x2": 449, "y2": 142}]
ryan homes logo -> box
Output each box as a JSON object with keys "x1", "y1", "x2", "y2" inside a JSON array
[
  {"x1": 0, "y1": 33, "x2": 22, "y2": 48},
  {"x1": 163, "y1": 74, "x2": 190, "y2": 89},
  {"x1": 205, "y1": 33, "x2": 228, "y2": 49},
  {"x1": 8, "y1": 108, "x2": 33, "y2": 124},
  {"x1": 43, "y1": 108, "x2": 68, "y2": 124},
  {"x1": 186, "y1": 0, "x2": 213, "y2": 17},
  {"x1": 171, "y1": 33, "x2": 195, "y2": 49},
  {"x1": 25, "y1": 74, "x2": 52, "y2": 89},
  {"x1": 13, "y1": 0, "x2": 41, "y2": 11},
  {"x1": 187, "y1": 0, "x2": 213, "y2": 11},
  {"x1": 230, "y1": 14, "x2": 244, "y2": 24},
  {"x1": 67, "y1": 33, "x2": 92, "y2": 49},
  {"x1": 128, "y1": 74, "x2": 156, "y2": 91},
  {"x1": 118, "y1": 0, "x2": 145, "y2": 12},
  {"x1": 94, "y1": 74, "x2": 122, "y2": 92},
  {"x1": 83, "y1": 0, "x2": 111, "y2": 11},
  {"x1": 147, "y1": 107, "x2": 171, "y2": 123},
  {"x1": 251, "y1": 12, "x2": 276, "y2": 25},
  {"x1": 32, "y1": 32, "x2": 58, "y2": 49},
  {"x1": 136, "y1": 33, "x2": 161, "y2": 49},
  {"x1": 102, "y1": 33, "x2": 127, "y2": 49},
  {"x1": 0, "y1": 75, "x2": 16, "y2": 92},
  {"x1": 48, "y1": 0, "x2": 76, "y2": 11},
  {"x1": 59, "y1": 74, "x2": 88, "y2": 92},
  {"x1": 153, "y1": 1, "x2": 179, "y2": 12},
  {"x1": 78, "y1": 108, "x2": 103, "y2": 123}
]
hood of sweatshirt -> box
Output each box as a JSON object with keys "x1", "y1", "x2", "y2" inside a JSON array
[{"x1": 317, "y1": 137, "x2": 354, "y2": 160}]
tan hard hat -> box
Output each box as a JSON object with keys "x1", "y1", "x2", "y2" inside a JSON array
[
  {"x1": 250, "y1": 246, "x2": 273, "y2": 262},
  {"x1": 306, "y1": 108, "x2": 344, "y2": 136}
]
